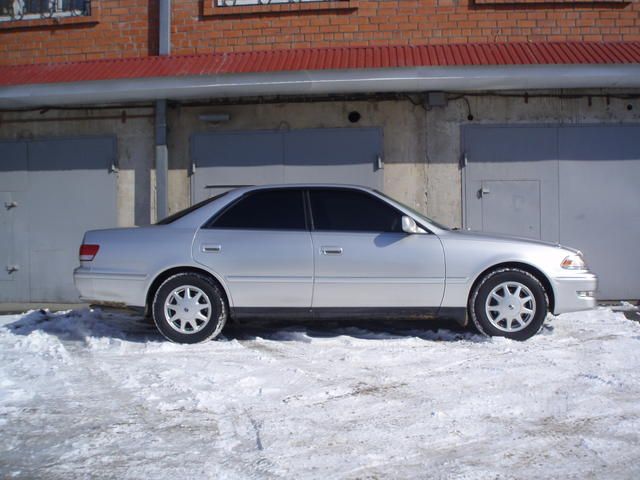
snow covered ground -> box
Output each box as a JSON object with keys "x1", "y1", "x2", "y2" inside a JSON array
[{"x1": 1, "y1": 308, "x2": 639, "y2": 479}]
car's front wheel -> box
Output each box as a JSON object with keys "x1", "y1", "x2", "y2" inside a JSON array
[
  {"x1": 469, "y1": 268, "x2": 548, "y2": 341},
  {"x1": 152, "y1": 273, "x2": 227, "y2": 343}
]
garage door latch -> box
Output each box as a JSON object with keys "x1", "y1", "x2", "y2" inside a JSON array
[
  {"x1": 6, "y1": 265, "x2": 19, "y2": 274},
  {"x1": 4, "y1": 201, "x2": 17, "y2": 210}
]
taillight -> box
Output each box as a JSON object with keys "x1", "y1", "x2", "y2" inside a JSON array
[{"x1": 79, "y1": 244, "x2": 100, "y2": 261}]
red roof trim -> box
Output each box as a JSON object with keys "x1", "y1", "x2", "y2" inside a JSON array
[{"x1": 1, "y1": 41, "x2": 639, "y2": 88}]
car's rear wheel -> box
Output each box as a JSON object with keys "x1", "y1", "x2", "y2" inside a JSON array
[
  {"x1": 469, "y1": 268, "x2": 548, "y2": 341},
  {"x1": 152, "y1": 273, "x2": 227, "y2": 343}
]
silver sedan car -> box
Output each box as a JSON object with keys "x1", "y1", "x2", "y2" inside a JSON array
[{"x1": 74, "y1": 185, "x2": 597, "y2": 343}]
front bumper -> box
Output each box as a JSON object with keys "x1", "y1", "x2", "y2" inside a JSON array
[
  {"x1": 73, "y1": 267, "x2": 148, "y2": 307},
  {"x1": 550, "y1": 272, "x2": 598, "y2": 315}
]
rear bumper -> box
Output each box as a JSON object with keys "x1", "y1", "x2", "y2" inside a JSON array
[
  {"x1": 551, "y1": 272, "x2": 598, "y2": 315},
  {"x1": 73, "y1": 267, "x2": 148, "y2": 307}
]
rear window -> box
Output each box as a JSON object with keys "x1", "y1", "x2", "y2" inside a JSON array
[{"x1": 156, "y1": 193, "x2": 227, "y2": 225}]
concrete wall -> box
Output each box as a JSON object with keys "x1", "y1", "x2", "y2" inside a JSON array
[
  {"x1": 1, "y1": 91, "x2": 638, "y2": 230},
  {"x1": 168, "y1": 92, "x2": 640, "y2": 228},
  {"x1": 167, "y1": 99, "x2": 428, "y2": 217}
]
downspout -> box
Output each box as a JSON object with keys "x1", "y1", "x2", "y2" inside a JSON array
[{"x1": 155, "y1": 0, "x2": 171, "y2": 221}]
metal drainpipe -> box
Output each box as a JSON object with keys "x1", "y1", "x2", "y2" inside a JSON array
[{"x1": 155, "y1": 0, "x2": 171, "y2": 221}]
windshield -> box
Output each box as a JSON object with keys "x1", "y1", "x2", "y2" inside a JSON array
[
  {"x1": 374, "y1": 190, "x2": 450, "y2": 231},
  {"x1": 155, "y1": 192, "x2": 228, "y2": 225}
]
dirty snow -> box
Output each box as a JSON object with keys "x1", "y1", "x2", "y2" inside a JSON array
[{"x1": 1, "y1": 308, "x2": 639, "y2": 479}]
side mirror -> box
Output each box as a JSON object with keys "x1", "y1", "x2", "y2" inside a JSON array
[{"x1": 401, "y1": 215, "x2": 426, "y2": 234}]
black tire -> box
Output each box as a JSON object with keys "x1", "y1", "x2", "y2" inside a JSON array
[
  {"x1": 469, "y1": 268, "x2": 548, "y2": 341},
  {"x1": 152, "y1": 273, "x2": 227, "y2": 344}
]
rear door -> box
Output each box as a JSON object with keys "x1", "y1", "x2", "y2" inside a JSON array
[
  {"x1": 192, "y1": 189, "x2": 314, "y2": 308},
  {"x1": 309, "y1": 188, "x2": 446, "y2": 309}
]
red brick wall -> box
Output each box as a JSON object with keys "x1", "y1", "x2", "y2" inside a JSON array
[
  {"x1": 1, "y1": 0, "x2": 639, "y2": 66},
  {"x1": 0, "y1": 0, "x2": 158, "y2": 66}
]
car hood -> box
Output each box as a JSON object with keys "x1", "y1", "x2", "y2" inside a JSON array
[{"x1": 443, "y1": 229, "x2": 580, "y2": 253}]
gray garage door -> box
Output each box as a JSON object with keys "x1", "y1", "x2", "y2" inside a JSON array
[
  {"x1": 191, "y1": 128, "x2": 383, "y2": 202},
  {"x1": 0, "y1": 137, "x2": 117, "y2": 303},
  {"x1": 463, "y1": 124, "x2": 640, "y2": 300}
]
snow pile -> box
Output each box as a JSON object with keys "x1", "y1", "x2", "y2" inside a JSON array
[{"x1": 1, "y1": 308, "x2": 639, "y2": 479}]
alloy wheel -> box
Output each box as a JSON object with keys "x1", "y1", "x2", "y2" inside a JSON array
[
  {"x1": 484, "y1": 281, "x2": 537, "y2": 333},
  {"x1": 164, "y1": 285, "x2": 212, "y2": 334}
]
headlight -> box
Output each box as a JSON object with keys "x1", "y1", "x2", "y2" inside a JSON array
[{"x1": 561, "y1": 253, "x2": 586, "y2": 270}]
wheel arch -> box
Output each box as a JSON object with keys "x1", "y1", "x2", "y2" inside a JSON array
[
  {"x1": 145, "y1": 266, "x2": 232, "y2": 317},
  {"x1": 468, "y1": 262, "x2": 555, "y2": 313}
]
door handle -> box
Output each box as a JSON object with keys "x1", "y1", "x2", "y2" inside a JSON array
[
  {"x1": 321, "y1": 246, "x2": 343, "y2": 255},
  {"x1": 202, "y1": 244, "x2": 221, "y2": 253}
]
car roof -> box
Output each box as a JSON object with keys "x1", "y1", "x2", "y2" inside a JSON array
[
  {"x1": 231, "y1": 184, "x2": 375, "y2": 195},
  {"x1": 163, "y1": 184, "x2": 378, "y2": 228},
  {"x1": 166, "y1": 182, "x2": 450, "y2": 234}
]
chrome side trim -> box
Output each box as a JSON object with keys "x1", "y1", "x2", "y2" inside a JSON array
[
  {"x1": 315, "y1": 276, "x2": 444, "y2": 284},
  {"x1": 226, "y1": 275, "x2": 313, "y2": 283},
  {"x1": 74, "y1": 270, "x2": 148, "y2": 281}
]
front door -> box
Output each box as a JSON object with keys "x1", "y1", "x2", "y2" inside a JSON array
[
  {"x1": 308, "y1": 188, "x2": 446, "y2": 309},
  {"x1": 192, "y1": 189, "x2": 313, "y2": 308}
]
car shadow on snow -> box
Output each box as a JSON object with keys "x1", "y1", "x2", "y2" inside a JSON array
[
  {"x1": 4, "y1": 308, "x2": 499, "y2": 344},
  {"x1": 223, "y1": 318, "x2": 491, "y2": 343},
  {"x1": 4, "y1": 308, "x2": 163, "y2": 344}
]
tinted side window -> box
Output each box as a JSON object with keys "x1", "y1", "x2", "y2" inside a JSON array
[
  {"x1": 310, "y1": 189, "x2": 403, "y2": 233},
  {"x1": 210, "y1": 190, "x2": 305, "y2": 230}
]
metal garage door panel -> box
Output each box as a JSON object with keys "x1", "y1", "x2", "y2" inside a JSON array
[
  {"x1": 0, "y1": 190, "x2": 29, "y2": 302},
  {"x1": 0, "y1": 142, "x2": 27, "y2": 293},
  {"x1": 191, "y1": 128, "x2": 384, "y2": 202},
  {"x1": 191, "y1": 131, "x2": 284, "y2": 202},
  {"x1": 0, "y1": 143, "x2": 29, "y2": 300},
  {"x1": 0, "y1": 192, "x2": 15, "y2": 282},
  {"x1": 28, "y1": 137, "x2": 115, "y2": 171},
  {"x1": 559, "y1": 125, "x2": 640, "y2": 300},
  {"x1": 0, "y1": 141, "x2": 28, "y2": 191},
  {"x1": 481, "y1": 180, "x2": 541, "y2": 239},
  {"x1": 26, "y1": 137, "x2": 117, "y2": 302},
  {"x1": 284, "y1": 128, "x2": 383, "y2": 189},
  {"x1": 463, "y1": 126, "x2": 559, "y2": 242}
]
